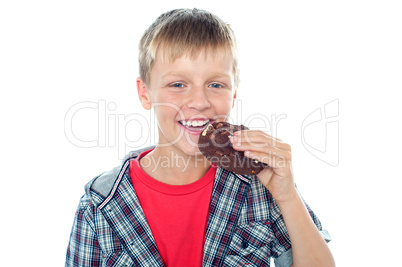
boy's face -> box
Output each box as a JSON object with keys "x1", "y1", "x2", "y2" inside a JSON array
[{"x1": 137, "y1": 48, "x2": 237, "y2": 157}]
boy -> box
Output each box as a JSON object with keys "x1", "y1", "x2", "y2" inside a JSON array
[{"x1": 65, "y1": 8, "x2": 334, "y2": 266}]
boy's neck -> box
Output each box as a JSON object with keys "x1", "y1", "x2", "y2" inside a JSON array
[{"x1": 139, "y1": 147, "x2": 212, "y2": 185}]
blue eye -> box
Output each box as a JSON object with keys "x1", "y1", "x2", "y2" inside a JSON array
[
  {"x1": 171, "y1": 83, "x2": 185, "y2": 88},
  {"x1": 210, "y1": 83, "x2": 222, "y2": 88}
]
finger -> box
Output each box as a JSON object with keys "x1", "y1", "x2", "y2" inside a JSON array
[
  {"x1": 244, "y1": 150, "x2": 291, "y2": 169},
  {"x1": 230, "y1": 132, "x2": 291, "y2": 152},
  {"x1": 237, "y1": 143, "x2": 292, "y2": 162},
  {"x1": 234, "y1": 130, "x2": 283, "y2": 143},
  {"x1": 231, "y1": 138, "x2": 292, "y2": 162},
  {"x1": 233, "y1": 130, "x2": 286, "y2": 149}
]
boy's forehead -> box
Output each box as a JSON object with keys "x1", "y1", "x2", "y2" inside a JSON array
[
  {"x1": 153, "y1": 49, "x2": 234, "y2": 77},
  {"x1": 155, "y1": 46, "x2": 233, "y2": 64}
]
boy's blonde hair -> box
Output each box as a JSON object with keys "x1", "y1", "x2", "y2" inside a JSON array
[{"x1": 138, "y1": 8, "x2": 239, "y2": 87}]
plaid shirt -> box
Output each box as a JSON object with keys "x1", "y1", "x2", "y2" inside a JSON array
[{"x1": 65, "y1": 147, "x2": 330, "y2": 266}]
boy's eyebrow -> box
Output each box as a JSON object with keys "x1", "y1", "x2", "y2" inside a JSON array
[
  {"x1": 161, "y1": 71, "x2": 232, "y2": 80},
  {"x1": 161, "y1": 71, "x2": 187, "y2": 79}
]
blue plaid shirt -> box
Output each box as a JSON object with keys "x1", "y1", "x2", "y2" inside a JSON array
[{"x1": 65, "y1": 147, "x2": 330, "y2": 266}]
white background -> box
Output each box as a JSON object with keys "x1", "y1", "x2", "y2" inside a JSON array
[{"x1": 1, "y1": 0, "x2": 401, "y2": 266}]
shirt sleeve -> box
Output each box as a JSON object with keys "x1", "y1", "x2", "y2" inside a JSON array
[
  {"x1": 269, "y1": 189, "x2": 332, "y2": 267},
  {"x1": 65, "y1": 195, "x2": 103, "y2": 267}
]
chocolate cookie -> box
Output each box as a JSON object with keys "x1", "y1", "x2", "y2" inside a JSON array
[{"x1": 198, "y1": 121, "x2": 268, "y2": 175}]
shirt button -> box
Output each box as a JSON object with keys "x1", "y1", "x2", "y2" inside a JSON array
[{"x1": 242, "y1": 241, "x2": 248, "y2": 249}]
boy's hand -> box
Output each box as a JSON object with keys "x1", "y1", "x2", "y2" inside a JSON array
[
  {"x1": 231, "y1": 130, "x2": 335, "y2": 266},
  {"x1": 230, "y1": 130, "x2": 297, "y2": 203}
]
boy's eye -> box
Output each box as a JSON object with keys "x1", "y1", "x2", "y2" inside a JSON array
[
  {"x1": 209, "y1": 83, "x2": 223, "y2": 88},
  {"x1": 171, "y1": 83, "x2": 185, "y2": 88}
]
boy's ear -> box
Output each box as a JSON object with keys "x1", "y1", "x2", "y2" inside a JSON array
[{"x1": 137, "y1": 77, "x2": 152, "y2": 110}]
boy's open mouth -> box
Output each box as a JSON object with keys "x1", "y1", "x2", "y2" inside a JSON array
[{"x1": 178, "y1": 119, "x2": 213, "y2": 134}]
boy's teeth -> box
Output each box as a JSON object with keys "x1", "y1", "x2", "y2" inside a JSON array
[{"x1": 181, "y1": 120, "x2": 209, "y2": 127}]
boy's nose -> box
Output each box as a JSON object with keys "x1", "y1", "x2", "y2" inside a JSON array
[{"x1": 186, "y1": 87, "x2": 211, "y2": 110}]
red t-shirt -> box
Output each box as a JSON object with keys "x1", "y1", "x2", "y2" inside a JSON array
[{"x1": 129, "y1": 149, "x2": 216, "y2": 266}]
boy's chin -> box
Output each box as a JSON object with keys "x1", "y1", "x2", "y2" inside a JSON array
[
  {"x1": 181, "y1": 146, "x2": 204, "y2": 157},
  {"x1": 176, "y1": 143, "x2": 205, "y2": 158}
]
